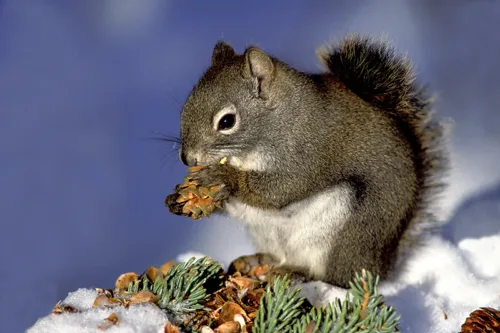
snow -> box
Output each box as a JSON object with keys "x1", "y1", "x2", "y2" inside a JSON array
[
  {"x1": 175, "y1": 251, "x2": 207, "y2": 264},
  {"x1": 380, "y1": 234, "x2": 500, "y2": 333},
  {"x1": 27, "y1": 289, "x2": 171, "y2": 333}
]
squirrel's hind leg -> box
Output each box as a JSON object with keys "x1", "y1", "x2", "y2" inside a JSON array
[
  {"x1": 265, "y1": 265, "x2": 312, "y2": 285},
  {"x1": 227, "y1": 252, "x2": 279, "y2": 275},
  {"x1": 228, "y1": 253, "x2": 312, "y2": 285}
]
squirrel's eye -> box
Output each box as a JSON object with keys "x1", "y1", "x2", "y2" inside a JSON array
[
  {"x1": 213, "y1": 105, "x2": 239, "y2": 134},
  {"x1": 217, "y1": 114, "x2": 236, "y2": 131}
]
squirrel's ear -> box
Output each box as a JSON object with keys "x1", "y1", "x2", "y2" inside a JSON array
[
  {"x1": 242, "y1": 47, "x2": 275, "y2": 100},
  {"x1": 212, "y1": 41, "x2": 236, "y2": 66}
]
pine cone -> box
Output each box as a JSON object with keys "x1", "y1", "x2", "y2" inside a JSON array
[
  {"x1": 461, "y1": 307, "x2": 500, "y2": 333},
  {"x1": 165, "y1": 165, "x2": 225, "y2": 220}
]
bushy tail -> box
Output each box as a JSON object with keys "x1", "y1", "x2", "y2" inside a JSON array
[{"x1": 318, "y1": 34, "x2": 448, "y2": 253}]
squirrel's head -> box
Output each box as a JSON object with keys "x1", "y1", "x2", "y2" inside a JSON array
[{"x1": 179, "y1": 41, "x2": 282, "y2": 169}]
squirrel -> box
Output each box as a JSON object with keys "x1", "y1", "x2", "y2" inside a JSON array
[{"x1": 176, "y1": 34, "x2": 446, "y2": 288}]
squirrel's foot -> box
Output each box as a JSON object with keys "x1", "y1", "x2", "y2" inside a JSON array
[
  {"x1": 227, "y1": 252, "x2": 279, "y2": 276},
  {"x1": 265, "y1": 265, "x2": 312, "y2": 286}
]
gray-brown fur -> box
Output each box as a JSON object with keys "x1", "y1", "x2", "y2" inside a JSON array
[
  {"x1": 178, "y1": 35, "x2": 447, "y2": 288},
  {"x1": 318, "y1": 35, "x2": 447, "y2": 257}
]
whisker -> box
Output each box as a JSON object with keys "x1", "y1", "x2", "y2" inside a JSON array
[
  {"x1": 160, "y1": 151, "x2": 179, "y2": 169},
  {"x1": 153, "y1": 139, "x2": 181, "y2": 151},
  {"x1": 166, "y1": 90, "x2": 185, "y2": 114},
  {"x1": 145, "y1": 131, "x2": 182, "y2": 150},
  {"x1": 152, "y1": 135, "x2": 181, "y2": 144}
]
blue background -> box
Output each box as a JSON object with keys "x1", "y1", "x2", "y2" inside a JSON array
[{"x1": 1, "y1": 1, "x2": 499, "y2": 332}]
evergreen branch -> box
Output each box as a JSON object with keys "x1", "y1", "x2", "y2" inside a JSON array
[
  {"x1": 253, "y1": 275, "x2": 306, "y2": 333},
  {"x1": 290, "y1": 270, "x2": 399, "y2": 333}
]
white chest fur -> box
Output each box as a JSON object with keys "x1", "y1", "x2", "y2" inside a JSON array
[{"x1": 224, "y1": 185, "x2": 353, "y2": 278}]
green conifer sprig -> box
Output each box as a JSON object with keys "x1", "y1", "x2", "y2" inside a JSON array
[
  {"x1": 294, "y1": 298, "x2": 357, "y2": 333},
  {"x1": 347, "y1": 270, "x2": 399, "y2": 332},
  {"x1": 127, "y1": 256, "x2": 224, "y2": 315},
  {"x1": 290, "y1": 270, "x2": 399, "y2": 333},
  {"x1": 253, "y1": 275, "x2": 307, "y2": 333}
]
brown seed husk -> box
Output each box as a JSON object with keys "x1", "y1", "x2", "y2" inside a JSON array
[
  {"x1": 164, "y1": 322, "x2": 181, "y2": 333},
  {"x1": 95, "y1": 288, "x2": 114, "y2": 298},
  {"x1": 130, "y1": 290, "x2": 158, "y2": 304},
  {"x1": 52, "y1": 301, "x2": 78, "y2": 314},
  {"x1": 305, "y1": 321, "x2": 316, "y2": 333},
  {"x1": 219, "y1": 301, "x2": 247, "y2": 323},
  {"x1": 228, "y1": 277, "x2": 261, "y2": 291},
  {"x1": 200, "y1": 326, "x2": 215, "y2": 333},
  {"x1": 93, "y1": 295, "x2": 122, "y2": 308},
  {"x1": 145, "y1": 266, "x2": 159, "y2": 282},
  {"x1": 214, "y1": 321, "x2": 241, "y2": 333},
  {"x1": 115, "y1": 272, "x2": 138, "y2": 290},
  {"x1": 97, "y1": 312, "x2": 119, "y2": 330},
  {"x1": 159, "y1": 260, "x2": 175, "y2": 277}
]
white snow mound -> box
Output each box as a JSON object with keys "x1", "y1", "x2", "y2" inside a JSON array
[{"x1": 27, "y1": 288, "x2": 170, "y2": 333}]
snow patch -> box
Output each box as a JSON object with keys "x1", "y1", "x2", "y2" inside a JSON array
[
  {"x1": 28, "y1": 289, "x2": 170, "y2": 333},
  {"x1": 176, "y1": 251, "x2": 207, "y2": 263},
  {"x1": 381, "y1": 235, "x2": 500, "y2": 333},
  {"x1": 459, "y1": 235, "x2": 500, "y2": 278}
]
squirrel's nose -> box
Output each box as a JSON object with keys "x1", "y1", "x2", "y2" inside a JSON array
[
  {"x1": 179, "y1": 149, "x2": 189, "y2": 166},
  {"x1": 179, "y1": 149, "x2": 196, "y2": 166}
]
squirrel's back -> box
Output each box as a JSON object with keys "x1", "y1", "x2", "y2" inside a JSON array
[{"x1": 317, "y1": 34, "x2": 447, "y2": 255}]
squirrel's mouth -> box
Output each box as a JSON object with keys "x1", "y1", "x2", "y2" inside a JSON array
[{"x1": 186, "y1": 150, "x2": 225, "y2": 167}]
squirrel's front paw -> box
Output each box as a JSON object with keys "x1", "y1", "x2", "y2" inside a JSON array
[{"x1": 188, "y1": 164, "x2": 236, "y2": 201}]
